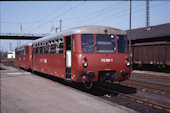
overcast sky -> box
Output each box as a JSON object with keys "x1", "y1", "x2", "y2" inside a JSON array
[{"x1": 1, "y1": 1, "x2": 170, "y2": 51}]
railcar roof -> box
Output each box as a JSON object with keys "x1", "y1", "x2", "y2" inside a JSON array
[
  {"x1": 15, "y1": 43, "x2": 32, "y2": 49},
  {"x1": 33, "y1": 26, "x2": 127, "y2": 45}
]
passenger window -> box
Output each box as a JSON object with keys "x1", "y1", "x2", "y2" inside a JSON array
[
  {"x1": 59, "y1": 43, "x2": 63, "y2": 53},
  {"x1": 44, "y1": 45, "x2": 49, "y2": 54},
  {"x1": 50, "y1": 44, "x2": 56, "y2": 53},
  {"x1": 40, "y1": 47, "x2": 43, "y2": 54},
  {"x1": 56, "y1": 43, "x2": 59, "y2": 54}
]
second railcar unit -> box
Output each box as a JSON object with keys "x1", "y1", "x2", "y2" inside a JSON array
[
  {"x1": 31, "y1": 26, "x2": 131, "y2": 88},
  {"x1": 15, "y1": 43, "x2": 32, "y2": 69}
]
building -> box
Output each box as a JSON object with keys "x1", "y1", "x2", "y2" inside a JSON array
[{"x1": 7, "y1": 51, "x2": 15, "y2": 59}]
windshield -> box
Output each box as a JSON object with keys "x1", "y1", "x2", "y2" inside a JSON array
[
  {"x1": 81, "y1": 34, "x2": 95, "y2": 53},
  {"x1": 96, "y1": 34, "x2": 116, "y2": 53},
  {"x1": 117, "y1": 35, "x2": 127, "y2": 53}
]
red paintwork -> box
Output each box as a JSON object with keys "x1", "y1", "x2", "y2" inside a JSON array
[
  {"x1": 31, "y1": 34, "x2": 131, "y2": 82},
  {"x1": 15, "y1": 28, "x2": 131, "y2": 84},
  {"x1": 71, "y1": 34, "x2": 130, "y2": 82},
  {"x1": 32, "y1": 54, "x2": 66, "y2": 79},
  {"x1": 15, "y1": 45, "x2": 32, "y2": 69}
]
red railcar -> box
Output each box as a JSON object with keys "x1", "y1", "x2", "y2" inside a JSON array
[
  {"x1": 32, "y1": 26, "x2": 131, "y2": 88},
  {"x1": 15, "y1": 43, "x2": 32, "y2": 69}
]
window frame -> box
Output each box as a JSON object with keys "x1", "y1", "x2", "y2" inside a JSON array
[{"x1": 81, "y1": 34, "x2": 95, "y2": 53}]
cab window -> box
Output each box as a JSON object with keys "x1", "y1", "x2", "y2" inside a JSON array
[
  {"x1": 117, "y1": 35, "x2": 127, "y2": 53},
  {"x1": 81, "y1": 34, "x2": 95, "y2": 53}
]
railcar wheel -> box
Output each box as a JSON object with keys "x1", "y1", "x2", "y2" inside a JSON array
[
  {"x1": 84, "y1": 81, "x2": 93, "y2": 89},
  {"x1": 82, "y1": 75, "x2": 93, "y2": 89}
]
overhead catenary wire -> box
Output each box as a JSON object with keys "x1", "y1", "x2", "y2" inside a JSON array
[
  {"x1": 2, "y1": 1, "x2": 169, "y2": 34},
  {"x1": 77, "y1": 2, "x2": 144, "y2": 26},
  {"x1": 63, "y1": 1, "x2": 122, "y2": 22},
  {"x1": 25, "y1": 2, "x2": 68, "y2": 33},
  {"x1": 62, "y1": 1, "x2": 127, "y2": 29},
  {"x1": 28, "y1": 1, "x2": 85, "y2": 33},
  {"x1": 72, "y1": 1, "x2": 168, "y2": 30}
]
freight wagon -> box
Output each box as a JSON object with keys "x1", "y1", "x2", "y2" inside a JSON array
[{"x1": 132, "y1": 41, "x2": 170, "y2": 72}]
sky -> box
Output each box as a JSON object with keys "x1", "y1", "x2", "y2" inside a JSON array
[{"x1": 0, "y1": 1, "x2": 170, "y2": 51}]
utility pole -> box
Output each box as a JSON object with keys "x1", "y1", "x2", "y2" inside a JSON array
[
  {"x1": 146, "y1": 0, "x2": 150, "y2": 28},
  {"x1": 19, "y1": 23, "x2": 23, "y2": 45},
  {"x1": 9, "y1": 43, "x2": 12, "y2": 51},
  {"x1": 59, "y1": 20, "x2": 62, "y2": 32},
  {"x1": 129, "y1": 0, "x2": 132, "y2": 61},
  {"x1": 20, "y1": 23, "x2": 23, "y2": 33},
  {"x1": 17, "y1": 23, "x2": 23, "y2": 46}
]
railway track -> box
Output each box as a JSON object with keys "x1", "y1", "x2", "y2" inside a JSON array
[
  {"x1": 121, "y1": 79, "x2": 170, "y2": 96},
  {"x1": 118, "y1": 93, "x2": 170, "y2": 113},
  {"x1": 131, "y1": 73, "x2": 170, "y2": 82},
  {"x1": 96, "y1": 82, "x2": 170, "y2": 113}
]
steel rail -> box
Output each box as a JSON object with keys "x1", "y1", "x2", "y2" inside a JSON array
[
  {"x1": 126, "y1": 79, "x2": 170, "y2": 93},
  {"x1": 97, "y1": 85, "x2": 170, "y2": 113},
  {"x1": 131, "y1": 73, "x2": 170, "y2": 81}
]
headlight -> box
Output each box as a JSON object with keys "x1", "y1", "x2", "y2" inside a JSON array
[
  {"x1": 126, "y1": 61, "x2": 130, "y2": 67},
  {"x1": 83, "y1": 61, "x2": 88, "y2": 68}
]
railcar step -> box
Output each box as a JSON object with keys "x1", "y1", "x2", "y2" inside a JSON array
[{"x1": 65, "y1": 78, "x2": 72, "y2": 82}]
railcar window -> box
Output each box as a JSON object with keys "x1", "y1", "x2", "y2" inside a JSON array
[
  {"x1": 81, "y1": 34, "x2": 95, "y2": 53},
  {"x1": 60, "y1": 38, "x2": 63, "y2": 42},
  {"x1": 59, "y1": 43, "x2": 63, "y2": 53},
  {"x1": 56, "y1": 44, "x2": 59, "y2": 53},
  {"x1": 20, "y1": 50, "x2": 25, "y2": 55},
  {"x1": 117, "y1": 35, "x2": 127, "y2": 53},
  {"x1": 50, "y1": 44, "x2": 56, "y2": 53},
  {"x1": 44, "y1": 45, "x2": 49, "y2": 54},
  {"x1": 39, "y1": 47, "x2": 43, "y2": 54},
  {"x1": 96, "y1": 34, "x2": 116, "y2": 53}
]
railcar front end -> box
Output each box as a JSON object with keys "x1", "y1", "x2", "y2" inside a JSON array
[{"x1": 71, "y1": 33, "x2": 131, "y2": 88}]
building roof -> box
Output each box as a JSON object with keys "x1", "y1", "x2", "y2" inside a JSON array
[{"x1": 127, "y1": 23, "x2": 170, "y2": 40}]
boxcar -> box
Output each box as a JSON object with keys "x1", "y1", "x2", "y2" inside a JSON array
[
  {"x1": 132, "y1": 41, "x2": 170, "y2": 71},
  {"x1": 15, "y1": 43, "x2": 32, "y2": 69},
  {"x1": 32, "y1": 26, "x2": 131, "y2": 88}
]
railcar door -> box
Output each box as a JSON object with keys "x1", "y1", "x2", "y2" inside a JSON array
[{"x1": 65, "y1": 36, "x2": 72, "y2": 80}]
